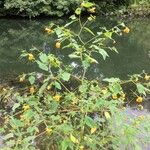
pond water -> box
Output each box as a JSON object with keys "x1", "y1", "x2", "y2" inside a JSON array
[{"x1": 0, "y1": 17, "x2": 150, "y2": 81}]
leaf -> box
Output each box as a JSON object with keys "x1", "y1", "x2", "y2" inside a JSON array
[
  {"x1": 84, "y1": 27, "x2": 95, "y2": 36},
  {"x1": 136, "y1": 83, "x2": 149, "y2": 96},
  {"x1": 69, "y1": 53, "x2": 80, "y2": 59},
  {"x1": 61, "y1": 72, "x2": 71, "y2": 81},
  {"x1": 103, "y1": 78, "x2": 120, "y2": 83},
  {"x1": 37, "y1": 61, "x2": 48, "y2": 71},
  {"x1": 75, "y1": 8, "x2": 81, "y2": 15},
  {"x1": 54, "y1": 81, "x2": 61, "y2": 90},
  {"x1": 82, "y1": 2, "x2": 95, "y2": 8},
  {"x1": 4, "y1": 133, "x2": 14, "y2": 140},
  {"x1": 28, "y1": 76, "x2": 35, "y2": 85},
  {"x1": 70, "y1": 134, "x2": 79, "y2": 144},
  {"x1": 91, "y1": 45, "x2": 109, "y2": 60},
  {"x1": 12, "y1": 103, "x2": 20, "y2": 112},
  {"x1": 38, "y1": 82, "x2": 48, "y2": 96},
  {"x1": 61, "y1": 140, "x2": 70, "y2": 150},
  {"x1": 85, "y1": 116, "x2": 95, "y2": 128},
  {"x1": 39, "y1": 53, "x2": 48, "y2": 63},
  {"x1": 104, "y1": 31, "x2": 112, "y2": 39}
]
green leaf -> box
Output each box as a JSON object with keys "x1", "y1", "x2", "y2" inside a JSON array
[
  {"x1": 54, "y1": 81, "x2": 61, "y2": 90},
  {"x1": 4, "y1": 133, "x2": 14, "y2": 140},
  {"x1": 61, "y1": 72, "x2": 71, "y2": 81},
  {"x1": 85, "y1": 116, "x2": 95, "y2": 128},
  {"x1": 136, "y1": 83, "x2": 149, "y2": 95},
  {"x1": 69, "y1": 53, "x2": 80, "y2": 59},
  {"x1": 104, "y1": 31, "x2": 113, "y2": 39},
  {"x1": 103, "y1": 78, "x2": 120, "y2": 83},
  {"x1": 61, "y1": 140, "x2": 70, "y2": 150},
  {"x1": 82, "y1": 2, "x2": 95, "y2": 8},
  {"x1": 37, "y1": 61, "x2": 48, "y2": 71},
  {"x1": 39, "y1": 53, "x2": 48, "y2": 63},
  {"x1": 75, "y1": 8, "x2": 81, "y2": 15},
  {"x1": 91, "y1": 45, "x2": 109, "y2": 60},
  {"x1": 39, "y1": 82, "x2": 48, "y2": 96},
  {"x1": 28, "y1": 76, "x2": 35, "y2": 85},
  {"x1": 12, "y1": 103, "x2": 20, "y2": 112},
  {"x1": 84, "y1": 27, "x2": 95, "y2": 36}
]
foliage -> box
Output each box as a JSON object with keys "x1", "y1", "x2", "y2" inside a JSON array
[
  {"x1": 0, "y1": 2, "x2": 150, "y2": 150},
  {"x1": 2, "y1": 0, "x2": 82, "y2": 17}
]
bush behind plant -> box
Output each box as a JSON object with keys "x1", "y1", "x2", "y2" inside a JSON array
[{"x1": 0, "y1": 2, "x2": 150, "y2": 150}]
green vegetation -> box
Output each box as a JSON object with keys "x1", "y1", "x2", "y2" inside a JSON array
[
  {"x1": 0, "y1": 2, "x2": 150, "y2": 150},
  {"x1": 0, "y1": 0, "x2": 150, "y2": 17}
]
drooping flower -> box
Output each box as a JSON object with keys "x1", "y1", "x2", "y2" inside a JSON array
[
  {"x1": 29, "y1": 86, "x2": 35, "y2": 94},
  {"x1": 23, "y1": 105, "x2": 30, "y2": 111},
  {"x1": 123, "y1": 27, "x2": 130, "y2": 33},
  {"x1": 45, "y1": 27, "x2": 53, "y2": 33},
  {"x1": 112, "y1": 94, "x2": 118, "y2": 100},
  {"x1": 28, "y1": 53, "x2": 35, "y2": 61},
  {"x1": 90, "y1": 127, "x2": 97, "y2": 134},
  {"x1": 55, "y1": 41, "x2": 61, "y2": 49},
  {"x1": 89, "y1": 7, "x2": 96, "y2": 13},
  {"x1": 46, "y1": 127, "x2": 52, "y2": 134},
  {"x1": 104, "y1": 111, "x2": 111, "y2": 119},
  {"x1": 144, "y1": 74, "x2": 150, "y2": 81},
  {"x1": 53, "y1": 95, "x2": 61, "y2": 101},
  {"x1": 136, "y1": 96, "x2": 143, "y2": 103}
]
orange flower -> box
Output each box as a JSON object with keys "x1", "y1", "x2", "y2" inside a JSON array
[
  {"x1": 144, "y1": 75, "x2": 150, "y2": 81},
  {"x1": 45, "y1": 27, "x2": 53, "y2": 33},
  {"x1": 90, "y1": 127, "x2": 97, "y2": 134},
  {"x1": 46, "y1": 127, "x2": 52, "y2": 134},
  {"x1": 29, "y1": 86, "x2": 35, "y2": 94},
  {"x1": 53, "y1": 95, "x2": 61, "y2": 101},
  {"x1": 28, "y1": 53, "x2": 35, "y2": 61},
  {"x1": 23, "y1": 105, "x2": 30, "y2": 111},
  {"x1": 55, "y1": 42, "x2": 61, "y2": 49},
  {"x1": 123, "y1": 27, "x2": 130, "y2": 33},
  {"x1": 89, "y1": 7, "x2": 96, "y2": 13},
  {"x1": 112, "y1": 94, "x2": 117, "y2": 100},
  {"x1": 136, "y1": 96, "x2": 143, "y2": 103}
]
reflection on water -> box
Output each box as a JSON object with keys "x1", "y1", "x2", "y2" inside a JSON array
[{"x1": 0, "y1": 17, "x2": 149, "y2": 81}]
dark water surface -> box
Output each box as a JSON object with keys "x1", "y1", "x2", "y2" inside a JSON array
[{"x1": 0, "y1": 17, "x2": 150, "y2": 81}]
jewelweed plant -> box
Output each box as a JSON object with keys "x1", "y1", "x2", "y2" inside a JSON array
[{"x1": 0, "y1": 2, "x2": 150, "y2": 150}]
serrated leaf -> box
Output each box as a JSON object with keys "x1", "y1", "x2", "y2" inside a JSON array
[
  {"x1": 39, "y1": 53, "x2": 48, "y2": 63},
  {"x1": 69, "y1": 53, "x2": 80, "y2": 59},
  {"x1": 91, "y1": 45, "x2": 109, "y2": 60},
  {"x1": 82, "y1": 2, "x2": 95, "y2": 8},
  {"x1": 12, "y1": 103, "x2": 20, "y2": 112},
  {"x1": 37, "y1": 61, "x2": 48, "y2": 71},
  {"x1": 84, "y1": 27, "x2": 95, "y2": 36},
  {"x1": 54, "y1": 81, "x2": 61, "y2": 90},
  {"x1": 61, "y1": 140, "x2": 70, "y2": 150},
  {"x1": 75, "y1": 8, "x2": 81, "y2": 15},
  {"x1": 39, "y1": 82, "x2": 48, "y2": 96},
  {"x1": 61, "y1": 72, "x2": 71, "y2": 81},
  {"x1": 85, "y1": 116, "x2": 95, "y2": 128},
  {"x1": 103, "y1": 78, "x2": 120, "y2": 83},
  {"x1": 104, "y1": 31, "x2": 112, "y2": 39},
  {"x1": 70, "y1": 134, "x2": 79, "y2": 144},
  {"x1": 4, "y1": 133, "x2": 14, "y2": 140},
  {"x1": 28, "y1": 76, "x2": 35, "y2": 85}
]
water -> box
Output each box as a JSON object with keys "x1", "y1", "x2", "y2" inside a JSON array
[
  {"x1": 0, "y1": 17, "x2": 150, "y2": 81},
  {"x1": 0, "y1": 16, "x2": 150, "y2": 149}
]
